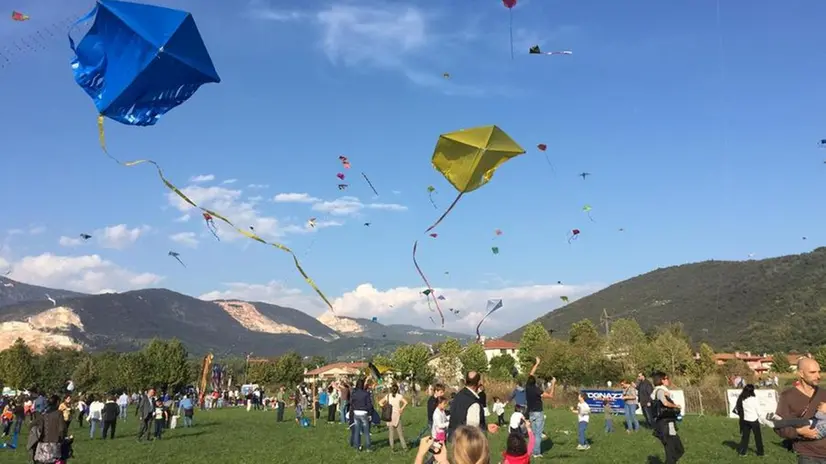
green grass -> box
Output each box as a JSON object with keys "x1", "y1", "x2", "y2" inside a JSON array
[{"x1": 2, "y1": 404, "x2": 799, "y2": 463}]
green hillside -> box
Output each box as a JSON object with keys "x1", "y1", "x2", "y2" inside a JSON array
[{"x1": 504, "y1": 247, "x2": 826, "y2": 352}]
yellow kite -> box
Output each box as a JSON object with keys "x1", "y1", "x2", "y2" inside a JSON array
[{"x1": 413, "y1": 125, "x2": 524, "y2": 326}]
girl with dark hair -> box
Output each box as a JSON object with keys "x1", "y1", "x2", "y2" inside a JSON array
[
  {"x1": 349, "y1": 378, "x2": 375, "y2": 451},
  {"x1": 733, "y1": 384, "x2": 764, "y2": 457},
  {"x1": 379, "y1": 383, "x2": 409, "y2": 452}
]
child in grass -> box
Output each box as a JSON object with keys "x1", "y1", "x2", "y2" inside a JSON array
[
  {"x1": 432, "y1": 397, "x2": 449, "y2": 444},
  {"x1": 152, "y1": 399, "x2": 167, "y2": 440},
  {"x1": 501, "y1": 417, "x2": 534, "y2": 464},
  {"x1": 509, "y1": 405, "x2": 527, "y2": 437},
  {"x1": 571, "y1": 392, "x2": 590, "y2": 450},
  {"x1": 493, "y1": 397, "x2": 506, "y2": 426},
  {"x1": 603, "y1": 397, "x2": 614, "y2": 433}
]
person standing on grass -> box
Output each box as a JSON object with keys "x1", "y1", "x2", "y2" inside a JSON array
[
  {"x1": 349, "y1": 378, "x2": 375, "y2": 452},
  {"x1": 339, "y1": 381, "x2": 350, "y2": 424},
  {"x1": 602, "y1": 397, "x2": 614, "y2": 433},
  {"x1": 651, "y1": 371, "x2": 684, "y2": 463},
  {"x1": 117, "y1": 392, "x2": 129, "y2": 421},
  {"x1": 179, "y1": 395, "x2": 194, "y2": 428},
  {"x1": 101, "y1": 395, "x2": 119, "y2": 440},
  {"x1": 621, "y1": 380, "x2": 640, "y2": 432},
  {"x1": 275, "y1": 386, "x2": 286, "y2": 423},
  {"x1": 775, "y1": 357, "x2": 826, "y2": 463},
  {"x1": 448, "y1": 371, "x2": 485, "y2": 441},
  {"x1": 525, "y1": 357, "x2": 556, "y2": 458},
  {"x1": 636, "y1": 373, "x2": 654, "y2": 427},
  {"x1": 327, "y1": 385, "x2": 339, "y2": 424},
  {"x1": 58, "y1": 395, "x2": 73, "y2": 429},
  {"x1": 571, "y1": 392, "x2": 591, "y2": 451},
  {"x1": 152, "y1": 399, "x2": 167, "y2": 441},
  {"x1": 379, "y1": 383, "x2": 409, "y2": 452},
  {"x1": 137, "y1": 388, "x2": 155, "y2": 442},
  {"x1": 88, "y1": 395, "x2": 104, "y2": 439},
  {"x1": 733, "y1": 384, "x2": 764, "y2": 457}
]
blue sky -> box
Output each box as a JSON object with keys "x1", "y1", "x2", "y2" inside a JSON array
[{"x1": 1, "y1": 0, "x2": 824, "y2": 335}]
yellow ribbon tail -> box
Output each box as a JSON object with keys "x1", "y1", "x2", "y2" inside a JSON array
[{"x1": 94, "y1": 126, "x2": 336, "y2": 315}]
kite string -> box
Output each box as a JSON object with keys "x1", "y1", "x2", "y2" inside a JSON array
[
  {"x1": 509, "y1": 8, "x2": 514, "y2": 60},
  {"x1": 361, "y1": 172, "x2": 379, "y2": 196},
  {"x1": 95, "y1": 116, "x2": 337, "y2": 315}
]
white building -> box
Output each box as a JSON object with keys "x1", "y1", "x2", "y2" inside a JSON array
[{"x1": 483, "y1": 339, "x2": 521, "y2": 371}]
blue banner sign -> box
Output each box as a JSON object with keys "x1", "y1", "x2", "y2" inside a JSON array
[{"x1": 581, "y1": 389, "x2": 625, "y2": 413}]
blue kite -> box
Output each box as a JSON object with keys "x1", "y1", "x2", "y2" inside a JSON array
[{"x1": 69, "y1": 0, "x2": 220, "y2": 130}]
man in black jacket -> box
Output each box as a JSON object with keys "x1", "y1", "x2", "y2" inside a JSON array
[
  {"x1": 101, "y1": 395, "x2": 119, "y2": 440},
  {"x1": 136, "y1": 388, "x2": 155, "y2": 442},
  {"x1": 448, "y1": 371, "x2": 484, "y2": 438},
  {"x1": 636, "y1": 373, "x2": 654, "y2": 427}
]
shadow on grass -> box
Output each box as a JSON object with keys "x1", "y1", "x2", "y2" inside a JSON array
[{"x1": 646, "y1": 456, "x2": 664, "y2": 464}]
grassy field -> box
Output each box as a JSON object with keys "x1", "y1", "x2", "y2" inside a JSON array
[{"x1": 2, "y1": 404, "x2": 800, "y2": 463}]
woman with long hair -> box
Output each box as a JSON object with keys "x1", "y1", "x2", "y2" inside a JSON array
[
  {"x1": 349, "y1": 378, "x2": 375, "y2": 451},
  {"x1": 733, "y1": 384, "x2": 764, "y2": 457},
  {"x1": 379, "y1": 383, "x2": 409, "y2": 451}
]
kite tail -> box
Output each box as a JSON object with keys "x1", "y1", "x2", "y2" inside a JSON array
[
  {"x1": 429, "y1": 193, "x2": 438, "y2": 210},
  {"x1": 412, "y1": 240, "x2": 445, "y2": 326},
  {"x1": 94, "y1": 118, "x2": 337, "y2": 315},
  {"x1": 361, "y1": 172, "x2": 379, "y2": 196},
  {"x1": 509, "y1": 9, "x2": 514, "y2": 60},
  {"x1": 411, "y1": 192, "x2": 465, "y2": 327}
]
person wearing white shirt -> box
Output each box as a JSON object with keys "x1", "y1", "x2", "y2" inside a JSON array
[
  {"x1": 117, "y1": 392, "x2": 129, "y2": 421},
  {"x1": 492, "y1": 397, "x2": 506, "y2": 426},
  {"x1": 572, "y1": 392, "x2": 591, "y2": 451},
  {"x1": 431, "y1": 396, "x2": 449, "y2": 442},
  {"x1": 508, "y1": 406, "x2": 526, "y2": 435},
  {"x1": 88, "y1": 395, "x2": 105, "y2": 439},
  {"x1": 734, "y1": 384, "x2": 764, "y2": 457}
]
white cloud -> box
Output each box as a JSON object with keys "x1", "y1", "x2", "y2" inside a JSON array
[
  {"x1": 200, "y1": 280, "x2": 604, "y2": 335},
  {"x1": 8, "y1": 253, "x2": 163, "y2": 294},
  {"x1": 222, "y1": 178, "x2": 238, "y2": 185},
  {"x1": 174, "y1": 214, "x2": 191, "y2": 223},
  {"x1": 96, "y1": 224, "x2": 149, "y2": 250},
  {"x1": 7, "y1": 229, "x2": 24, "y2": 236},
  {"x1": 189, "y1": 174, "x2": 215, "y2": 183},
  {"x1": 247, "y1": 184, "x2": 270, "y2": 189},
  {"x1": 167, "y1": 185, "x2": 287, "y2": 241},
  {"x1": 273, "y1": 193, "x2": 321, "y2": 204},
  {"x1": 317, "y1": 4, "x2": 428, "y2": 68},
  {"x1": 248, "y1": 196, "x2": 263, "y2": 203},
  {"x1": 312, "y1": 196, "x2": 407, "y2": 216},
  {"x1": 58, "y1": 236, "x2": 83, "y2": 247},
  {"x1": 29, "y1": 226, "x2": 46, "y2": 235},
  {"x1": 169, "y1": 232, "x2": 199, "y2": 248}
]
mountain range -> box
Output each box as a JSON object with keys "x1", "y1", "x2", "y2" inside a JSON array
[
  {"x1": 504, "y1": 247, "x2": 826, "y2": 353},
  {"x1": 0, "y1": 276, "x2": 471, "y2": 358}
]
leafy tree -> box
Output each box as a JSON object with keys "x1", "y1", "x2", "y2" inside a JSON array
[
  {"x1": 721, "y1": 359, "x2": 753, "y2": 381},
  {"x1": 304, "y1": 355, "x2": 327, "y2": 370},
  {"x1": 813, "y1": 346, "x2": 826, "y2": 373},
  {"x1": 607, "y1": 319, "x2": 647, "y2": 377},
  {"x1": 141, "y1": 338, "x2": 190, "y2": 392},
  {"x1": 371, "y1": 354, "x2": 393, "y2": 369},
  {"x1": 458, "y1": 343, "x2": 489, "y2": 375},
  {"x1": 535, "y1": 339, "x2": 576, "y2": 383},
  {"x1": 689, "y1": 343, "x2": 717, "y2": 380},
  {"x1": 569, "y1": 319, "x2": 602, "y2": 350},
  {"x1": 118, "y1": 352, "x2": 150, "y2": 393},
  {"x1": 518, "y1": 323, "x2": 551, "y2": 372},
  {"x1": 0, "y1": 338, "x2": 37, "y2": 389},
  {"x1": 434, "y1": 338, "x2": 463, "y2": 384},
  {"x1": 247, "y1": 360, "x2": 278, "y2": 385},
  {"x1": 93, "y1": 351, "x2": 122, "y2": 394},
  {"x1": 771, "y1": 352, "x2": 791, "y2": 373},
  {"x1": 649, "y1": 331, "x2": 694, "y2": 376},
  {"x1": 72, "y1": 354, "x2": 98, "y2": 392},
  {"x1": 488, "y1": 355, "x2": 517, "y2": 380},
  {"x1": 36, "y1": 347, "x2": 83, "y2": 393},
  {"x1": 391, "y1": 344, "x2": 433, "y2": 383},
  {"x1": 274, "y1": 352, "x2": 304, "y2": 387}
]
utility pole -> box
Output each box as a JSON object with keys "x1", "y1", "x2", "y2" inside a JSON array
[{"x1": 600, "y1": 309, "x2": 612, "y2": 337}]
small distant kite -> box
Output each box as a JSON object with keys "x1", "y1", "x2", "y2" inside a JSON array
[
  {"x1": 476, "y1": 298, "x2": 504, "y2": 341},
  {"x1": 537, "y1": 144, "x2": 547, "y2": 151},
  {"x1": 494, "y1": 229, "x2": 503, "y2": 236},
  {"x1": 202, "y1": 212, "x2": 219, "y2": 240},
  {"x1": 307, "y1": 218, "x2": 317, "y2": 228},
  {"x1": 168, "y1": 251, "x2": 186, "y2": 268},
  {"x1": 437, "y1": 295, "x2": 446, "y2": 301},
  {"x1": 579, "y1": 172, "x2": 591, "y2": 180},
  {"x1": 618, "y1": 228, "x2": 625, "y2": 232},
  {"x1": 46, "y1": 294, "x2": 56, "y2": 306},
  {"x1": 582, "y1": 204, "x2": 595, "y2": 222},
  {"x1": 336, "y1": 173, "x2": 345, "y2": 180},
  {"x1": 371, "y1": 316, "x2": 378, "y2": 323},
  {"x1": 429, "y1": 233, "x2": 438, "y2": 238},
  {"x1": 567, "y1": 229, "x2": 580, "y2": 244},
  {"x1": 443, "y1": 72, "x2": 451, "y2": 79},
  {"x1": 339, "y1": 156, "x2": 351, "y2": 169},
  {"x1": 338, "y1": 184, "x2": 348, "y2": 190},
  {"x1": 422, "y1": 289, "x2": 433, "y2": 296},
  {"x1": 11, "y1": 11, "x2": 29, "y2": 21},
  {"x1": 491, "y1": 246, "x2": 499, "y2": 255},
  {"x1": 80, "y1": 233, "x2": 92, "y2": 240},
  {"x1": 560, "y1": 296, "x2": 569, "y2": 303},
  {"x1": 819, "y1": 139, "x2": 825, "y2": 147},
  {"x1": 427, "y1": 185, "x2": 438, "y2": 209},
  {"x1": 557, "y1": 280, "x2": 562, "y2": 284},
  {"x1": 364, "y1": 222, "x2": 371, "y2": 227},
  {"x1": 529, "y1": 45, "x2": 572, "y2": 56}
]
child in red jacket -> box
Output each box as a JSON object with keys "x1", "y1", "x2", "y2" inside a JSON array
[{"x1": 501, "y1": 418, "x2": 534, "y2": 464}]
